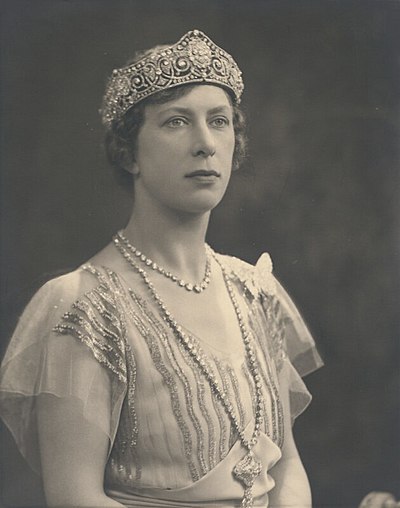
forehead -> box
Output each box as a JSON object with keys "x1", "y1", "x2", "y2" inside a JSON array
[{"x1": 145, "y1": 85, "x2": 233, "y2": 117}]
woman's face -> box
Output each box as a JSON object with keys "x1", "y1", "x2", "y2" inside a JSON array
[{"x1": 132, "y1": 85, "x2": 235, "y2": 215}]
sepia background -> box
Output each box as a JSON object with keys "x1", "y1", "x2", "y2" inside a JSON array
[{"x1": 0, "y1": 0, "x2": 399, "y2": 506}]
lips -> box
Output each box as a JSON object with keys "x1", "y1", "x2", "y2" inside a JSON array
[{"x1": 185, "y1": 169, "x2": 221, "y2": 178}]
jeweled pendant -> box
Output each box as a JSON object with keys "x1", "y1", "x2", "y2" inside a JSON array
[
  {"x1": 233, "y1": 451, "x2": 262, "y2": 508},
  {"x1": 242, "y1": 487, "x2": 255, "y2": 508}
]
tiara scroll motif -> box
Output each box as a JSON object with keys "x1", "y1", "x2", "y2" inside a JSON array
[{"x1": 101, "y1": 29, "x2": 244, "y2": 127}]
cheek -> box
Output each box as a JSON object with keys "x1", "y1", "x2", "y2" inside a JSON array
[
  {"x1": 136, "y1": 137, "x2": 171, "y2": 170},
  {"x1": 223, "y1": 133, "x2": 235, "y2": 162},
  {"x1": 227, "y1": 128, "x2": 235, "y2": 150}
]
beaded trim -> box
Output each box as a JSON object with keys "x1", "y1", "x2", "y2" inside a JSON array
[
  {"x1": 133, "y1": 292, "x2": 209, "y2": 475},
  {"x1": 53, "y1": 266, "x2": 127, "y2": 384},
  {"x1": 101, "y1": 29, "x2": 244, "y2": 127},
  {"x1": 113, "y1": 238, "x2": 266, "y2": 506}
]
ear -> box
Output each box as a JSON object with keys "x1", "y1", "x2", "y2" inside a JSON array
[
  {"x1": 130, "y1": 161, "x2": 140, "y2": 176},
  {"x1": 121, "y1": 150, "x2": 140, "y2": 176}
]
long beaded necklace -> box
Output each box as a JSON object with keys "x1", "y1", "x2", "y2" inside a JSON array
[
  {"x1": 116, "y1": 231, "x2": 211, "y2": 293},
  {"x1": 113, "y1": 235, "x2": 265, "y2": 508}
]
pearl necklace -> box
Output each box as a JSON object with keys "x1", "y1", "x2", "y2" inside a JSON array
[
  {"x1": 113, "y1": 235, "x2": 265, "y2": 508},
  {"x1": 116, "y1": 231, "x2": 211, "y2": 293}
]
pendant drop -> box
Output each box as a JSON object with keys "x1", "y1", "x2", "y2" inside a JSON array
[
  {"x1": 242, "y1": 487, "x2": 255, "y2": 508},
  {"x1": 233, "y1": 451, "x2": 262, "y2": 508}
]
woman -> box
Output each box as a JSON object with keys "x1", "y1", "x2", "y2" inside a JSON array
[{"x1": 0, "y1": 30, "x2": 323, "y2": 507}]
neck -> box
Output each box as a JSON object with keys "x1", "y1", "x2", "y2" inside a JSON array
[{"x1": 123, "y1": 201, "x2": 211, "y2": 281}]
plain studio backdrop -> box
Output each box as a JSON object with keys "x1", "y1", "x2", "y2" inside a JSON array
[{"x1": 0, "y1": 1, "x2": 399, "y2": 507}]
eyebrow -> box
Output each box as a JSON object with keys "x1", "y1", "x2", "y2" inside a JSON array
[{"x1": 158, "y1": 105, "x2": 231, "y2": 116}]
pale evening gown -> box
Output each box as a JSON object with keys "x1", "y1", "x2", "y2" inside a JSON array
[{"x1": 0, "y1": 249, "x2": 323, "y2": 507}]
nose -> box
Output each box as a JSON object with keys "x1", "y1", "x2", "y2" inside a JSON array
[{"x1": 192, "y1": 122, "x2": 216, "y2": 158}]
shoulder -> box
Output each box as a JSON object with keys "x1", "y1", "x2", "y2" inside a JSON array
[
  {"x1": 41, "y1": 265, "x2": 127, "y2": 382},
  {"x1": 2, "y1": 264, "x2": 125, "y2": 372},
  {"x1": 212, "y1": 251, "x2": 306, "y2": 332},
  {"x1": 21, "y1": 264, "x2": 113, "y2": 322},
  {"x1": 215, "y1": 250, "x2": 323, "y2": 375},
  {"x1": 38, "y1": 265, "x2": 100, "y2": 299},
  {"x1": 14, "y1": 263, "x2": 125, "y2": 345},
  {"x1": 37, "y1": 238, "x2": 128, "y2": 306},
  {"x1": 213, "y1": 250, "x2": 277, "y2": 299},
  {"x1": 41, "y1": 258, "x2": 128, "y2": 299}
]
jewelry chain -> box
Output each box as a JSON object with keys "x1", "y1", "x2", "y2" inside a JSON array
[
  {"x1": 117, "y1": 231, "x2": 211, "y2": 293},
  {"x1": 113, "y1": 235, "x2": 265, "y2": 506}
]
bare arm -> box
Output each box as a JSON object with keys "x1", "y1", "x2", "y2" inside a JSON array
[
  {"x1": 37, "y1": 394, "x2": 124, "y2": 507},
  {"x1": 268, "y1": 371, "x2": 312, "y2": 508}
]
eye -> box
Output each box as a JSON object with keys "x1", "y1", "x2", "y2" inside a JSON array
[
  {"x1": 210, "y1": 116, "x2": 230, "y2": 128},
  {"x1": 165, "y1": 117, "x2": 188, "y2": 128}
]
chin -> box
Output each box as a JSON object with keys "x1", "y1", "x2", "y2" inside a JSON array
[
  {"x1": 177, "y1": 196, "x2": 224, "y2": 215},
  {"x1": 191, "y1": 187, "x2": 228, "y2": 211}
]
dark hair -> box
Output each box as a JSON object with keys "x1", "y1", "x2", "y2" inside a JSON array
[{"x1": 104, "y1": 83, "x2": 248, "y2": 190}]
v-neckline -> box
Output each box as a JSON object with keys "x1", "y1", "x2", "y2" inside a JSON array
[{"x1": 82, "y1": 258, "x2": 252, "y2": 366}]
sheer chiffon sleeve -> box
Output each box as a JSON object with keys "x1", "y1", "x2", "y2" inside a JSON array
[
  {"x1": 254, "y1": 253, "x2": 324, "y2": 424},
  {"x1": 0, "y1": 267, "x2": 127, "y2": 474}
]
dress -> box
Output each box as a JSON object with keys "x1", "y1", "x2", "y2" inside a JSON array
[{"x1": 0, "y1": 250, "x2": 323, "y2": 507}]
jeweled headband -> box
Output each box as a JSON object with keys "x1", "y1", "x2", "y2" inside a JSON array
[{"x1": 101, "y1": 29, "x2": 244, "y2": 128}]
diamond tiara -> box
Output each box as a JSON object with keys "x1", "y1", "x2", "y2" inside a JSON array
[{"x1": 100, "y1": 29, "x2": 244, "y2": 128}]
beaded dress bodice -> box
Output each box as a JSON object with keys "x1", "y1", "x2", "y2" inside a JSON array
[
  {"x1": 54, "y1": 253, "x2": 285, "y2": 492},
  {"x1": 0, "y1": 250, "x2": 322, "y2": 507}
]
